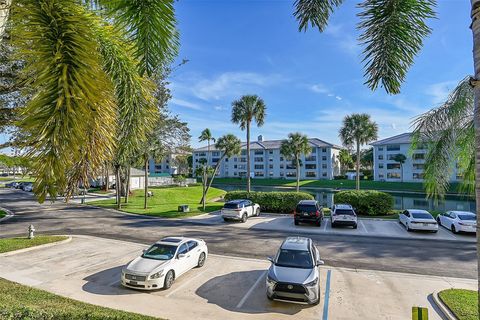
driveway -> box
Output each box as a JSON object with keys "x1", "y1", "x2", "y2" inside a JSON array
[{"x1": 0, "y1": 235, "x2": 475, "y2": 320}]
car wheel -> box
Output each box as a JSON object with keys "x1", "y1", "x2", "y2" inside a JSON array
[
  {"x1": 197, "y1": 252, "x2": 206, "y2": 268},
  {"x1": 312, "y1": 296, "x2": 320, "y2": 305},
  {"x1": 353, "y1": 223, "x2": 357, "y2": 229},
  {"x1": 437, "y1": 217, "x2": 441, "y2": 226},
  {"x1": 242, "y1": 213, "x2": 247, "y2": 223},
  {"x1": 267, "y1": 294, "x2": 274, "y2": 301},
  {"x1": 163, "y1": 270, "x2": 175, "y2": 289},
  {"x1": 255, "y1": 208, "x2": 260, "y2": 216},
  {"x1": 294, "y1": 219, "x2": 299, "y2": 226},
  {"x1": 406, "y1": 223, "x2": 412, "y2": 232},
  {"x1": 451, "y1": 225, "x2": 457, "y2": 234},
  {"x1": 331, "y1": 221, "x2": 336, "y2": 228},
  {"x1": 223, "y1": 217, "x2": 230, "y2": 222}
]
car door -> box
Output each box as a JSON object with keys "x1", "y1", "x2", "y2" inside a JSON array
[
  {"x1": 400, "y1": 210, "x2": 408, "y2": 225},
  {"x1": 175, "y1": 243, "x2": 191, "y2": 276},
  {"x1": 187, "y1": 240, "x2": 201, "y2": 269},
  {"x1": 246, "y1": 200, "x2": 254, "y2": 216},
  {"x1": 448, "y1": 212, "x2": 457, "y2": 229}
]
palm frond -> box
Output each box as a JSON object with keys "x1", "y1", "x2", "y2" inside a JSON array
[
  {"x1": 339, "y1": 113, "x2": 378, "y2": 147},
  {"x1": 294, "y1": 0, "x2": 343, "y2": 32},
  {"x1": 411, "y1": 76, "x2": 474, "y2": 197},
  {"x1": 357, "y1": 0, "x2": 436, "y2": 94},
  {"x1": 12, "y1": 0, "x2": 116, "y2": 202}
]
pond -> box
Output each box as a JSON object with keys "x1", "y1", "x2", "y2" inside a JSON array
[{"x1": 214, "y1": 185, "x2": 476, "y2": 213}]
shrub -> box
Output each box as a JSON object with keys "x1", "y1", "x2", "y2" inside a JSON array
[
  {"x1": 333, "y1": 175, "x2": 347, "y2": 180},
  {"x1": 224, "y1": 191, "x2": 314, "y2": 213},
  {"x1": 334, "y1": 190, "x2": 393, "y2": 216}
]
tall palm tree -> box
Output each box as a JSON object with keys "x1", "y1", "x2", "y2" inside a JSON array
[
  {"x1": 200, "y1": 134, "x2": 242, "y2": 206},
  {"x1": 339, "y1": 114, "x2": 378, "y2": 190},
  {"x1": 392, "y1": 153, "x2": 407, "y2": 183},
  {"x1": 198, "y1": 128, "x2": 215, "y2": 210},
  {"x1": 231, "y1": 95, "x2": 266, "y2": 192},
  {"x1": 280, "y1": 133, "x2": 311, "y2": 192}
]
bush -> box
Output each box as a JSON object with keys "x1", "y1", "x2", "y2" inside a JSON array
[
  {"x1": 333, "y1": 175, "x2": 347, "y2": 180},
  {"x1": 224, "y1": 191, "x2": 314, "y2": 213},
  {"x1": 334, "y1": 190, "x2": 393, "y2": 216}
]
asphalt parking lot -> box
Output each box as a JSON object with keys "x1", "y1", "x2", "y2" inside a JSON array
[
  {"x1": 0, "y1": 235, "x2": 475, "y2": 320},
  {"x1": 187, "y1": 212, "x2": 476, "y2": 242}
]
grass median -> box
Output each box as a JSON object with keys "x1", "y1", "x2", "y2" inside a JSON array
[
  {"x1": 90, "y1": 185, "x2": 226, "y2": 218},
  {"x1": 438, "y1": 289, "x2": 478, "y2": 320},
  {"x1": 0, "y1": 278, "x2": 157, "y2": 319},
  {"x1": 0, "y1": 209, "x2": 6, "y2": 219},
  {"x1": 0, "y1": 235, "x2": 68, "y2": 254}
]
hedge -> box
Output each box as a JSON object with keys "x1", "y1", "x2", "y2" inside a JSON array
[
  {"x1": 334, "y1": 190, "x2": 393, "y2": 216},
  {"x1": 224, "y1": 191, "x2": 314, "y2": 213}
]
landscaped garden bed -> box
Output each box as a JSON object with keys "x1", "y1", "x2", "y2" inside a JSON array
[
  {"x1": 0, "y1": 235, "x2": 68, "y2": 254},
  {"x1": 438, "y1": 288, "x2": 478, "y2": 320}
]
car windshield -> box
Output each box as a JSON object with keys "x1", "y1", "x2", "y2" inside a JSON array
[
  {"x1": 412, "y1": 213, "x2": 433, "y2": 219},
  {"x1": 275, "y1": 249, "x2": 313, "y2": 269},
  {"x1": 142, "y1": 244, "x2": 177, "y2": 261},
  {"x1": 335, "y1": 209, "x2": 355, "y2": 215},
  {"x1": 458, "y1": 215, "x2": 476, "y2": 221},
  {"x1": 224, "y1": 203, "x2": 240, "y2": 209},
  {"x1": 296, "y1": 205, "x2": 316, "y2": 212}
]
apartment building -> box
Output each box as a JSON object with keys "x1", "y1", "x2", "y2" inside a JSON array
[
  {"x1": 192, "y1": 135, "x2": 342, "y2": 180},
  {"x1": 148, "y1": 152, "x2": 188, "y2": 176},
  {"x1": 371, "y1": 132, "x2": 462, "y2": 182}
]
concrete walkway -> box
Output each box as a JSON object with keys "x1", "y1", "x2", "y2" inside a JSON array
[{"x1": 0, "y1": 235, "x2": 475, "y2": 320}]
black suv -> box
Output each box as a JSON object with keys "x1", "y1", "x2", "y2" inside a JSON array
[{"x1": 294, "y1": 200, "x2": 323, "y2": 227}]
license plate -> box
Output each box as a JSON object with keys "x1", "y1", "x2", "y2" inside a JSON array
[
  {"x1": 129, "y1": 281, "x2": 138, "y2": 285},
  {"x1": 343, "y1": 215, "x2": 347, "y2": 219},
  {"x1": 423, "y1": 223, "x2": 428, "y2": 226},
  {"x1": 303, "y1": 212, "x2": 309, "y2": 216}
]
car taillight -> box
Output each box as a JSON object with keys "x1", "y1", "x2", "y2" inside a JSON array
[
  {"x1": 316, "y1": 211, "x2": 320, "y2": 217},
  {"x1": 293, "y1": 210, "x2": 297, "y2": 216}
]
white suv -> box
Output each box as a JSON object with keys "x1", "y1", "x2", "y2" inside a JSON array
[
  {"x1": 331, "y1": 204, "x2": 357, "y2": 229},
  {"x1": 222, "y1": 199, "x2": 260, "y2": 223}
]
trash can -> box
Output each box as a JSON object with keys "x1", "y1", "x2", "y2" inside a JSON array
[{"x1": 178, "y1": 205, "x2": 190, "y2": 213}]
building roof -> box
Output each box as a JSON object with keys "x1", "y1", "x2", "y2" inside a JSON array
[
  {"x1": 193, "y1": 137, "x2": 342, "y2": 152},
  {"x1": 370, "y1": 132, "x2": 413, "y2": 146}
]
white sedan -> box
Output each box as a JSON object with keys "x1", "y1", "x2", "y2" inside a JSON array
[
  {"x1": 437, "y1": 211, "x2": 477, "y2": 234},
  {"x1": 399, "y1": 209, "x2": 438, "y2": 232},
  {"x1": 121, "y1": 237, "x2": 208, "y2": 290}
]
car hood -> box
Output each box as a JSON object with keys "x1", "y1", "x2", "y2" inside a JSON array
[
  {"x1": 269, "y1": 264, "x2": 315, "y2": 284},
  {"x1": 125, "y1": 256, "x2": 170, "y2": 274}
]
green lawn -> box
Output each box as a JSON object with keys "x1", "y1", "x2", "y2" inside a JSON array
[
  {"x1": 90, "y1": 185, "x2": 226, "y2": 218},
  {"x1": 439, "y1": 289, "x2": 478, "y2": 320},
  {"x1": 211, "y1": 178, "x2": 464, "y2": 193},
  {"x1": 0, "y1": 235, "x2": 68, "y2": 254},
  {"x1": 0, "y1": 209, "x2": 6, "y2": 219},
  {"x1": 0, "y1": 278, "x2": 157, "y2": 320}
]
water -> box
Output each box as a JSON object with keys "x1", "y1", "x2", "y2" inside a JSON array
[{"x1": 214, "y1": 185, "x2": 476, "y2": 212}]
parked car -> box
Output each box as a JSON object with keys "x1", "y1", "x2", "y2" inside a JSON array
[
  {"x1": 399, "y1": 209, "x2": 438, "y2": 232},
  {"x1": 5, "y1": 182, "x2": 16, "y2": 188},
  {"x1": 221, "y1": 199, "x2": 260, "y2": 223},
  {"x1": 14, "y1": 182, "x2": 24, "y2": 189},
  {"x1": 266, "y1": 237, "x2": 323, "y2": 304},
  {"x1": 437, "y1": 211, "x2": 477, "y2": 234},
  {"x1": 293, "y1": 200, "x2": 323, "y2": 226},
  {"x1": 121, "y1": 237, "x2": 208, "y2": 290},
  {"x1": 331, "y1": 204, "x2": 357, "y2": 229},
  {"x1": 23, "y1": 183, "x2": 33, "y2": 192}
]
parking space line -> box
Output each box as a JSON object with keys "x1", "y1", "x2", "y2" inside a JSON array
[
  {"x1": 322, "y1": 219, "x2": 328, "y2": 232},
  {"x1": 359, "y1": 220, "x2": 368, "y2": 234},
  {"x1": 322, "y1": 269, "x2": 332, "y2": 320},
  {"x1": 393, "y1": 221, "x2": 413, "y2": 237},
  {"x1": 438, "y1": 227, "x2": 458, "y2": 240},
  {"x1": 236, "y1": 270, "x2": 267, "y2": 309},
  {"x1": 165, "y1": 269, "x2": 210, "y2": 298}
]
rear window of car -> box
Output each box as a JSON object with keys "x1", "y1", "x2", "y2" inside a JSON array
[
  {"x1": 296, "y1": 204, "x2": 317, "y2": 212},
  {"x1": 224, "y1": 202, "x2": 240, "y2": 209},
  {"x1": 411, "y1": 213, "x2": 433, "y2": 219},
  {"x1": 458, "y1": 215, "x2": 476, "y2": 221},
  {"x1": 335, "y1": 209, "x2": 355, "y2": 215}
]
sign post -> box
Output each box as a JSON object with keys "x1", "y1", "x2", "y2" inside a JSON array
[{"x1": 412, "y1": 307, "x2": 428, "y2": 320}]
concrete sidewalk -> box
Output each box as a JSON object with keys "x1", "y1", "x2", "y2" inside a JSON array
[{"x1": 0, "y1": 235, "x2": 475, "y2": 320}]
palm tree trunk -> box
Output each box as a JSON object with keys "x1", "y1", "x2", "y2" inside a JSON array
[
  {"x1": 296, "y1": 157, "x2": 300, "y2": 192},
  {"x1": 400, "y1": 164, "x2": 403, "y2": 183},
  {"x1": 115, "y1": 165, "x2": 121, "y2": 210},
  {"x1": 246, "y1": 122, "x2": 251, "y2": 192},
  {"x1": 124, "y1": 166, "x2": 130, "y2": 203},
  {"x1": 144, "y1": 155, "x2": 148, "y2": 210},
  {"x1": 104, "y1": 163, "x2": 109, "y2": 192},
  {"x1": 0, "y1": 0, "x2": 11, "y2": 39},
  {"x1": 356, "y1": 140, "x2": 361, "y2": 190},
  {"x1": 201, "y1": 155, "x2": 224, "y2": 205},
  {"x1": 470, "y1": 0, "x2": 480, "y2": 310}
]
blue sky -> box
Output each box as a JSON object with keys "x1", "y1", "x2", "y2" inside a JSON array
[
  {"x1": 0, "y1": 0, "x2": 473, "y2": 153},
  {"x1": 169, "y1": 0, "x2": 472, "y2": 148}
]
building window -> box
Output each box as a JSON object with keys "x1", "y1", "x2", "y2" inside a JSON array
[
  {"x1": 413, "y1": 199, "x2": 428, "y2": 207},
  {"x1": 269, "y1": 158, "x2": 273, "y2": 162},
  {"x1": 254, "y1": 171, "x2": 264, "y2": 177},
  {"x1": 254, "y1": 164, "x2": 264, "y2": 169},
  {"x1": 413, "y1": 173, "x2": 425, "y2": 180},
  {"x1": 241, "y1": 150, "x2": 246, "y2": 155},
  {"x1": 212, "y1": 152, "x2": 220, "y2": 156},
  {"x1": 386, "y1": 144, "x2": 400, "y2": 151},
  {"x1": 379, "y1": 174, "x2": 384, "y2": 178},
  {"x1": 234, "y1": 157, "x2": 237, "y2": 162},
  {"x1": 155, "y1": 165, "x2": 162, "y2": 169},
  {"x1": 254, "y1": 157, "x2": 264, "y2": 162},
  {"x1": 306, "y1": 172, "x2": 316, "y2": 177},
  {"x1": 378, "y1": 147, "x2": 383, "y2": 151},
  {"x1": 305, "y1": 156, "x2": 316, "y2": 162},
  {"x1": 280, "y1": 172, "x2": 284, "y2": 177},
  {"x1": 378, "y1": 163, "x2": 384, "y2": 169},
  {"x1": 387, "y1": 163, "x2": 401, "y2": 170},
  {"x1": 286, "y1": 164, "x2": 296, "y2": 170},
  {"x1": 322, "y1": 156, "x2": 327, "y2": 161},
  {"x1": 254, "y1": 150, "x2": 263, "y2": 155},
  {"x1": 387, "y1": 172, "x2": 401, "y2": 179},
  {"x1": 269, "y1": 150, "x2": 273, "y2": 154},
  {"x1": 413, "y1": 164, "x2": 425, "y2": 170},
  {"x1": 321, "y1": 148, "x2": 327, "y2": 152},
  {"x1": 412, "y1": 153, "x2": 425, "y2": 160},
  {"x1": 280, "y1": 157, "x2": 284, "y2": 161},
  {"x1": 286, "y1": 172, "x2": 296, "y2": 177},
  {"x1": 240, "y1": 158, "x2": 246, "y2": 163},
  {"x1": 322, "y1": 164, "x2": 327, "y2": 169},
  {"x1": 269, "y1": 164, "x2": 273, "y2": 169},
  {"x1": 234, "y1": 165, "x2": 237, "y2": 169},
  {"x1": 269, "y1": 172, "x2": 274, "y2": 176},
  {"x1": 378, "y1": 155, "x2": 384, "y2": 160},
  {"x1": 322, "y1": 172, "x2": 327, "y2": 177},
  {"x1": 280, "y1": 164, "x2": 284, "y2": 169},
  {"x1": 212, "y1": 158, "x2": 219, "y2": 163},
  {"x1": 305, "y1": 164, "x2": 316, "y2": 169}
]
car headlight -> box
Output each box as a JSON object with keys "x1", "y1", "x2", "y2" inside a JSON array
[
  {"x1": 149, "y1": 270, "x2": 164, "y2": 279},
  {"x1": 305, "y1": 278, "x2": 318, "y2": 287},
  {"x1": 266, "y1": 275, "x2": 277, "y2": 287}
]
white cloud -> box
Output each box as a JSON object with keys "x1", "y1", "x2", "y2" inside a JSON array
[
  {"x1": 170, "y1": 98, "x2": 202, "y2": 110},
  {"x1": 426, "y1": 80, "x2": 458, "y2": 105},
  {"x1": 214, "y1": 105, "x2": 228, "y2": 111},
  {"x1": 335, "y1": 96, "x2": 342, "y2": 101},
  {"x1": 310, "y1": 83, "x2": 329, "y2": 94}
]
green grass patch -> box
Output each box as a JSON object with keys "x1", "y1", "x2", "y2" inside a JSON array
[
  {"x1": 90, "y1": 186, "x2": 226, "y2": 218},
  {"x1": 0, "y1": 278, "x2": 157, "y2": 320},
  {"x1": 211, "y1": 178, "x2": 464, "y2": 194},
  {"x1": 439, "y1": 289, "x2": 478, "y2": 320},
  {"x1": 0, "y1": 235, "x2": 68, "y2": 254},
  {"x1": 0, "y1": 210, "x2": 6, "y2": 219}
]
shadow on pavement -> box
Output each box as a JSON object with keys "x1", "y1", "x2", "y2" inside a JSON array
[{"x1": 82, "y1": 265, "x2": 141, "y2": 296}]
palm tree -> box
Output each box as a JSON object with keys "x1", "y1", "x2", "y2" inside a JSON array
[
  {"x1": 231, "y1": 95, "x2": 266, "y2": 192},
  {"x1": 280, "y1": 133, "x2": 311, "y2": 192},
  {"x1": 339, "y1": 114, "x2": 378, "y2": 190},
  {"x1": 199, "y1": 129, "x2": 215, "y2": 210},
  {"x1": 200, "y1": 134, "x2": 242, "y2": 206},
  {"x1": 338, "y1": 149, "x2": 353, "y2": 175},
  {"x1": 392, "y1": 153, "x2": 407, "y2": 183}
]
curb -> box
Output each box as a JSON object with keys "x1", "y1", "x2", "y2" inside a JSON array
[
  {"x1": 0, "y1": 235, "x2": 72, "y2": 257},
  {"x1": 0, "y1": 206, "x2": 14, "y2": 223},
  {"x1": 432, "y1": 291, "x2": 458, "y2": 320}
]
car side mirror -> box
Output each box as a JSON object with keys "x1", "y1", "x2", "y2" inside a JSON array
[
  {"x1": 267, "y1": 256, "x2": 274, "y2": 263},
  {"x1": 177, "y1": 253, "x2": 186, "y2": 259},
  {"x1": 316, "y1": 259, "x2": 324, "y2": 266},
  {"x1": 142, "y1": 249, "x2": 147, "y2": 253}
]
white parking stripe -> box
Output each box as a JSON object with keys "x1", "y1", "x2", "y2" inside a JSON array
[
  {"x1": 322, "y1": 218, "x2": 328, "y2": 232},
  {"x1": 393, "y1": 221, "x2": 413, "y2": 237},
  {"x1": 236, "y1": 270, "x2": 267, "y2": 309},
  {"x1": 166, "y1": 269, "x2": 210, "y2": 298},
  {"x1": 359, "y1": 220, "x2": 368, "y2": 234},
  {"x1": 438, "y1": 227, "x2": 458, "y2": 240}
]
